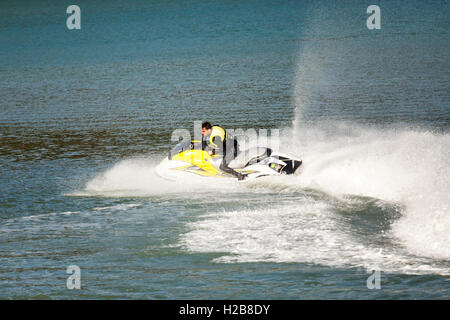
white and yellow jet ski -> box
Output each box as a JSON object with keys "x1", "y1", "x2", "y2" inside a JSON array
[{"x1": 155, "y1": 140, "x2": 302, "y2": 181}]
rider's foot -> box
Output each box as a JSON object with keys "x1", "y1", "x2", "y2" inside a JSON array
[{"x1": 237, "y1": 173, "x2": 247, "y2": 181}]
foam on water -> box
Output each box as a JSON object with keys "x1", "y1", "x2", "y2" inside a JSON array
[
  {"x1": 286, "y1": 124, "x2": 450, "y2": 262},
  {"x1": 77, "y1": 157, "x2": 241, "y2": 197},
  {"x1": 180, "y1": 203, "x2": 449, "y2": 275},
  {"x1": 80, "y1": 124, "x2": 450, "y2": 274},
  {"x1": 177, "y1": 124, "x2": 450, "y2": 275}
]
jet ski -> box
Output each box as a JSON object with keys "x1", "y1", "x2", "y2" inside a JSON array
[{"x1": 155, "y1": 140, "x2": 302, "y2": 181}]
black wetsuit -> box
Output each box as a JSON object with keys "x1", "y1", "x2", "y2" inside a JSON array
[{"x1": 203, "y1": 126, "x2": 245, "y2": 180}]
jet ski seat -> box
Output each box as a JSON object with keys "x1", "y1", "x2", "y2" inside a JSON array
[{"x1": 228, "y1": 147, "x2": 272, "y2": 169}]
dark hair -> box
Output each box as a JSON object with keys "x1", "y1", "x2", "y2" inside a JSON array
[{"x1": 202, "y1": 122, "x2": 212, "y2": 130}]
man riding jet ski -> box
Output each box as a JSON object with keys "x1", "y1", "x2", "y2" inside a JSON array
[
  {"x1": 155, "y1": 123, "x2": 303, "y2": 182},
  {"x1": 201, "y1": 122, "x2": 247, "y2": 180}
]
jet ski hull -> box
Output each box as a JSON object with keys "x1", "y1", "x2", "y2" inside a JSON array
[{"x1": 155, "y1": 141, "x2": 302, "y2": 181}]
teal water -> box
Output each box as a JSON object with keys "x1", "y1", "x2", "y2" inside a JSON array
[{"x1": 1, "y1": 0, "x2": 449, "y2": 299}]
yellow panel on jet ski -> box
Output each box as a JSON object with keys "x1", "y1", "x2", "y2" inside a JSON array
[{"x1": 172, "y1": 150, "x2": 220, "y2": 176}]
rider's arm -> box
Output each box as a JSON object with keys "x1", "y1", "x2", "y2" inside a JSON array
[{"x1": 211, "y1": 135, "x2": 225, "y2": 155}]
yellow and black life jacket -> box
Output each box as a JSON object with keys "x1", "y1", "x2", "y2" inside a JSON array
[{"x1": 206, "y1": 125, "x2": 234, "y2": 149}]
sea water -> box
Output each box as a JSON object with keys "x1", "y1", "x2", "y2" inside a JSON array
[{"x1": 0, "y1": 0, "x2": 449, "y2": 299}]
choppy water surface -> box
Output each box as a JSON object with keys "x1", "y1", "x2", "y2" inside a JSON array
[{"x1": 0, "y1": 0, "x2": 449, "y2": 299}]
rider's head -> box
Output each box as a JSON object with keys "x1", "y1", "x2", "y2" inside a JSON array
[{"x1": 201, "y1": 122, "x2": 212, "y2": 136}]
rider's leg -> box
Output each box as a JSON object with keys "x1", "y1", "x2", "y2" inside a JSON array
[{"x1": 220, "y1": 140, "x2": 246, "y2": 180}]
